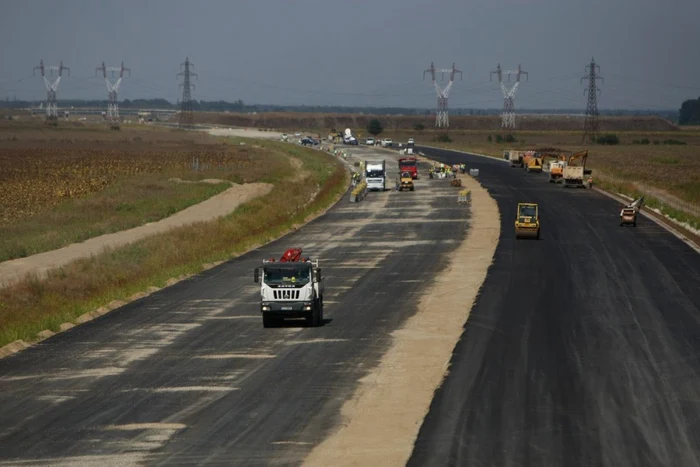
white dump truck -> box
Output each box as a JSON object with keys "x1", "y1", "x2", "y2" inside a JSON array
[
  {"x1": 365, "y1": 160, "x2": 387, "y2": 191},
  {"x1": 253, "y1": 248, "x2": 324, "y2": 328}
]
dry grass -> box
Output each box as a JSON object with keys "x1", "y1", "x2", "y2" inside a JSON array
[
  {"x1": 0, "y1": 121, "x2": 282, "y2": 261},
  {"x1": 0, "y1": 138, "x2": 347, "y2": 347}
]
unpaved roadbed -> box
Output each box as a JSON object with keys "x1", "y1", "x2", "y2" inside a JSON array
[
  {"x1": 0, "y1": 182, "x2": 273, "y2": 288},
  {"x1": 302, "y1": 170, "x2": 500, "y2": 466}
]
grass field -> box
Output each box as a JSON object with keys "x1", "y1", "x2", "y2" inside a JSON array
[
  {"x1": 0, "y1": 120, "x2": 279, "y2": 261},
  {"x1": 0, "y1": 135, "x2": 347, "y2": 348}
]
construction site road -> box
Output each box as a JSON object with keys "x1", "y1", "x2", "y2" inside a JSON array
[
  {"x1": 408, "y1": 147, "x2": 700, "y2": 467},
  {"x1": 0, "y1": 146, "x2": 471, "y2": 466}
]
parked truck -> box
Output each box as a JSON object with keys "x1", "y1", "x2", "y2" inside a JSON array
[
  {"x1": 398, "y1": 156, "x2": 418, "y2": 179},
  {"x1": 253, "y1": 248, "x2": 324, "y2": 328},
  {"x1": 508, "y1": 150, "x2": 525, "y2": 168},
  {"x1": 365, "y1": 160, "x2": 387, "y2": 191}
]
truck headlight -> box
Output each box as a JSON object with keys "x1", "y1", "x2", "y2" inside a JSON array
[
  {"x1": 262, "y1": 302, "x2": 270, "y2": 311},
  {"x1": 303, "y1": 302, "x2": 312, "y2": 311}
]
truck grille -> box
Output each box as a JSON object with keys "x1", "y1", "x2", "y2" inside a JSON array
[{"x1": 273, "y1": 290, "x2": 300, "y2": 300}]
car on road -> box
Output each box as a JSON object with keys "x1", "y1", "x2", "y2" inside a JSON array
[
  {"x1": 365, "y1": 137, "x2": 375, "y2": 145},
  {"x1": 381, "y1": 138, "x2": 393, "y2": 148},
  {"x1": 301, "y1": 136, "x2": 319, "y2": 146},
  {"x1": 408, "y1": 138, "x2": 415, "y2": 145},
  {"x1": 344, "y1": 136, "x2": 358, "y2": 145}
]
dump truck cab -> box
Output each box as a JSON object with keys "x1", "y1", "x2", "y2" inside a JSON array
[
  {"x1": 254, "y1": 248, "x2": 324, "y2": 327},
  {"x1": 515, "y1": 202, "x2": 540, "y2": 239}
]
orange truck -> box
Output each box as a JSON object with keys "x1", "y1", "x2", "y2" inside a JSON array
[{"x1": 398, "y1": 156, "x2": 418, "y2": 179}]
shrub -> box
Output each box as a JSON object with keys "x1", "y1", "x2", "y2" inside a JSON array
[{"x1": 596, "y1": 133, "x2": 619, "y2": 145}]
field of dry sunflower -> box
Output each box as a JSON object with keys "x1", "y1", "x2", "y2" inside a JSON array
[{"x1": 0, "y1": 121, "x2": 284, "y2": 260}]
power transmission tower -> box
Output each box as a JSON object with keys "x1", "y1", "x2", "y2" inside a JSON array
[
  {"x1": 582, "y1": 57, "x2": 603, "y2": 144},
  {"x1": 33, "y1": 59, "x2": 69, "y2": 122},
  {"x1": 96, "y1": 62, "x2": 130, "y2": 129},
  {"x1": 423, "y1": 62, "x2": 462, "y2": 128},
  {"x1": 491, "y1": 64, "x2": 528, "y2": 130},
  {"x1": 176, "y1": 57, "x2": 197, "y2": 129}
]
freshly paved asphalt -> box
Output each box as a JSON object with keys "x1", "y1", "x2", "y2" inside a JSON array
[
  {"x1": 408, "y1": 146, "x2": 700, "y2": 467},
  {"x1": 0, "y1": 147, "x2": 470, "y2": 466}
]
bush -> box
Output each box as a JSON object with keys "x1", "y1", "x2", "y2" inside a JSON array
[
  {"x1": 487, "y1": 135, "x2": 492, "y2": 142},
  {"x1": 504, "y1": 133, "x2": 516, "y2": 143},
  {"x1": 367, "y1": 119, "x2": 383, "y2": 136},
  {"x1": 433, "y1": 132, "x2": 452, "y2": 143},
  {"x1": 596, "y1": 133, "x2": 619, "y2": 145},
  {"x1": 413, "y1": 123, "x2": 425, "y2": 131},
  {"x1": 663, "y1": 139, "x2": 686, "y2": 145}
]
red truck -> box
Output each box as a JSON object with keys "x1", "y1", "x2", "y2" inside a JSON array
[{"x1": 398, "y1": 156, "x2": 418, "y2": 179}]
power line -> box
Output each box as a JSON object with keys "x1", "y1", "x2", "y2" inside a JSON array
[
  {"x1": 33, "y1": 59, "x2": 69, "y2": 122},
  {"x1": 490, "y1": 64, "x2": 528, "y2": 130},
  {"x1": 582, "y1": 57, "x2": 603, "y2": 144},
  {"x1": 423, "y1": 62, "x2": 462, "y2": 128},
  {"x1": 96, "y1": 61, "x2": 130, "y2": 129},
  {"x1": 176, "y1": 57, "x2": 197, "y2": 129}
]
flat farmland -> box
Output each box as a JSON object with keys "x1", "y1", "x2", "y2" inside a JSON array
[{"x1": 0, "y1": 120, "x2": 281, "y2": 261}]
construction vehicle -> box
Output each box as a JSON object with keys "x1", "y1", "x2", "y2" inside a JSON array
[
  {"x1": 526, "y1": 154, "x2": 544, "y2": 173},
  {"x1": 398, "y1": 156, "x2": 418, "y2": 179},
  {"x1": 507, "y1": 150, "x2": 525, "y2": 168},
  {"x1": 514, "y1": 202, "x2": 540, "y2": 239},
  {"x1": 521, "y1": 151, "x2": 537, "y2": 170},
  {"x1": 253, "y1": 248, "x2": 324, "y2": 328},
  {"x1": 397, "y1": 171, "x2": 415, "y2": 191},
  {"x1": 562, "y1": 150, "x2": 590, "y2": 188},
  {"x1": 365, "y1": 160, "x2": 387, "y2": 191},
  {"x1": 549, "y1": 160, "x2": 567, "y2": 183},
  {"x1": 620, "y1": 196, "x2": 644, "y2": 227}
]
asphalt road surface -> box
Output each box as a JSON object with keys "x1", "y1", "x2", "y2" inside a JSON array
[
  {"x1": 0, "y1": 147, "x2": 469, "y2": 466},
  {"x1": 408, "y1": 147, "x2": 700, "y2": 467}
]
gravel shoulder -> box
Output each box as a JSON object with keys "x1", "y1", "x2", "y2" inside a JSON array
[{"x1": 302, "y1": 169, "x2": 500, "y2": 466}]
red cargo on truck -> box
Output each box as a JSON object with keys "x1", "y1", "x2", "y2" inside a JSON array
[{"x1": 398, "y1": 156, "x2": 418, "y2": 179}]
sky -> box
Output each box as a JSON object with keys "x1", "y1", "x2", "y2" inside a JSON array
[{"x1": 1, "y1": 0, "x2": 699, "y2": 110}]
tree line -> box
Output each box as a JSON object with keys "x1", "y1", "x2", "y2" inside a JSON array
[
  {"x1": 679, "y1": 97, "x2": 700, "y2": 125},
  {"x1": 0, "y1": 97, "x2": 680, "y2": 121}
]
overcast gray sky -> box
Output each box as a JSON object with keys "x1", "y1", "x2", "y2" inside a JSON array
[{"x1": 1, "y1": 0, "x2": 699, "y2": 109}]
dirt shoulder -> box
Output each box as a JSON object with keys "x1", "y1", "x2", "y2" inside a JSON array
[
  {"x1": 0, "y1": 182, "x2": 273, "y2": 288},
  {"x1": 302, "y1": 169, "x2": 500, "y2": 466}
]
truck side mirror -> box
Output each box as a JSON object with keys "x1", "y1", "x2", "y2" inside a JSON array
[
  {"x1": 315, "y1": 269, "x2": 322, "y2": 282},
  {"x1": 254, "y1": 268, "x2": 260, "y2": 283}
]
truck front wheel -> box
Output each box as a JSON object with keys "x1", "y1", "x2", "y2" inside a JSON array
[{"x1": 262, "y1": 314, "x2": 277, "y2": 328}]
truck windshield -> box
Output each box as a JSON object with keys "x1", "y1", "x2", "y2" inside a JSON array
[
  {"x1": 263, "y1": 266, "x2": 311, "y2": 286},
  {"x1": 400, "y1": 160, "x2": 416, "y2": 167},
  {"x1": 366, "y1": 170, "x2": 384, "y2": 178},
  {"x1": 519, "y1": 206, "x2": 537, "y2": 217}
]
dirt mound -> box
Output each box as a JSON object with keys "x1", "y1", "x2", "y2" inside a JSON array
[{"x1": 195, "y1": 112, "x2": 679, "y2": 133}]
